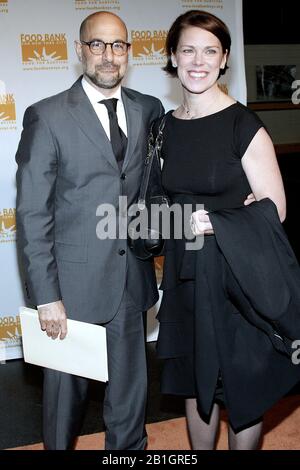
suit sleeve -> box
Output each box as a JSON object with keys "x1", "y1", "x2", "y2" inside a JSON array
[
  {"x1": 16, "y1": 105, "x2": 61, "y2": 306},
  {"x1": 158, "y1": 99, "x2": 165, "y2": 119},
  {"x1": 148, "y1": 97, "x2": 165, "y2": 126}
]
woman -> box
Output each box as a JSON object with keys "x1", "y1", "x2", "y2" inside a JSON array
[{"x1": 156, "y1": 10, "x2": 300, "y2": 450}]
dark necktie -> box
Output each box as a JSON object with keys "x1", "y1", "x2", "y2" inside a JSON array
[{"x1": 100, "y1": 98, "x2": 127, "y2": 170}]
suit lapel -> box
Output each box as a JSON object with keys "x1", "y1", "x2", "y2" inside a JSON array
[
  {"x1": 121, "y1": 88, "x2": 143, "y2": 172},
  {"x1": 66, "y1": 78, "x2": 119, "y2": 171}
]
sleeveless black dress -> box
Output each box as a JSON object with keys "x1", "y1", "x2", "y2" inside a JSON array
[{"x1": 156, "y1": 102, "x2": 299, "y2": 431}]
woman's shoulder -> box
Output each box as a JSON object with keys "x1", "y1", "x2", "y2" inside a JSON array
[
  {"x1": 232, "y1": 101, "x2": 265, "y2": 130},
  {"x1": 232, "y1": 102, "x2": 266, "y2": 157},
  {"x1": 234, "y1": 101, "x2": 258, "y2": 116}
]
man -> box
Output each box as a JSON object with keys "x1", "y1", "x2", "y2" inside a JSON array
[{"x1": 16, "y1": 11, "x2": 164, "y2": 450}]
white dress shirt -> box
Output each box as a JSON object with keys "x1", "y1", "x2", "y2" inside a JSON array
[
  {"x1": 81, "y1": 76, "x2": 128, "y2": 139},
  {"x1": 38, "y1": 77, "x2": 128, "y2": 309}
]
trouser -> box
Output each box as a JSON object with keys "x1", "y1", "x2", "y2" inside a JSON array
[{"x1": 43, "y1": 289, "x2": 148, "y2": 450}]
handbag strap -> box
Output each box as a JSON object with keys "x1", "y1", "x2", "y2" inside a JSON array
[{"x1": 138, "y1": 114, "x2": 168, "y2": 209}]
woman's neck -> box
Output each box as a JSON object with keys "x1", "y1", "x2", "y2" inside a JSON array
[{"x1": 179, "y1": 86, "x2": 233, "y2": 120}]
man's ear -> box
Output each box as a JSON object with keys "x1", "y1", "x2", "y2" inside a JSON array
[{"x1": 74, "y1": 40, "x2": 83, "y2": 62}]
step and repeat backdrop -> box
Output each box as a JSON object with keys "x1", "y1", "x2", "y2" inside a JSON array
[{"x1": 0, "y1": 0, "x2": 246, "y2": 360}]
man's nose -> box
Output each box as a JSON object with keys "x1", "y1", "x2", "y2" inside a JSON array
[{"x1": 103, "y1": 44, "x2": 114, "y2": 61}]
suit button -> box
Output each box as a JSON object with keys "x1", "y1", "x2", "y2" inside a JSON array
[
  {"x1": 120, "y1": 173, "x2": 126, "y2": 180},
  {"x1": 118, "y1": 249, "x2": 126, "y2": 256}
]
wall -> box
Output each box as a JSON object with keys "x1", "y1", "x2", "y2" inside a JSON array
[{"x1": 0, "y1": 0, "x2": 246, "y2": 359}]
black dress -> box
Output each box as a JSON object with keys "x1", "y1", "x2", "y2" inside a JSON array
[{"x1": 157, "y1": 102, "x2": 299, "y2": 431}]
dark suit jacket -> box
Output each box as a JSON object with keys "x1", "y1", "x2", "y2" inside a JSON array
[
  {"x1": 210, "y1": 198, "x2": 300, "y2": 357},
  {"x1": 16, "y1": 77, "x2": 164, "y2": 323}
]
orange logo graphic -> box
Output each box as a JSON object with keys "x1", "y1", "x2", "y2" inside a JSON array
[
  {"x1": 131, "y1": 30, "x2": 167, "y2": 65},
  {"x1": 21, "y1": 33, "x2": 68, "y2": 63},
  {"x1": 0, "y1": 94, "x2": 16, "y2": 122},
  {"x1": 0, "y1": 0, "x2": 8, "y2": 13},
  {"x1": 0, "y1": 316, "x2": 22, "y2": 347},
  {"x1": 0, "y1": 208, "x2": 16, "y2": 243}
]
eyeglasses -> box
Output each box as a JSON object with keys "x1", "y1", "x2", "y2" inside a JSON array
[{"x1": 80, "y1": 39, "x2": 131, "y2": 56}]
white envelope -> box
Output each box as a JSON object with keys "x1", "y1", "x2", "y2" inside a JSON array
[{"x1": 19, "y1": 307, "x2": 108, "y2": 382}]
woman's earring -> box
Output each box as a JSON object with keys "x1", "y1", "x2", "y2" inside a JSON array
[{"x1": 172, "y1": 62, "x2": 177, "y2": 68}]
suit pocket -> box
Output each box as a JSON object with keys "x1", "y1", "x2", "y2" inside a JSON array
[{"x1": 55, "y1": 241, "x2": 88, "y2": 263}]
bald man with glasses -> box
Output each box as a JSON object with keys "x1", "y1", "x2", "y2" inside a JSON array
[{"x1": 16, "y1": 11, "x2": 164, "y2": 450}]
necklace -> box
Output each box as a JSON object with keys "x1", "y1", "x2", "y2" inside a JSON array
[
  {"x1": 182, "y1": 102, "x2": 213, "y2": 120},
  {"x1": 182, "y1": 103, "x2": 191, "y2": 116},
  {"x1": 181, "y1": 95, "x2": 222, "y2": 120}
]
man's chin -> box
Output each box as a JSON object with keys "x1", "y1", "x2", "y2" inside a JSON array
[{"x1": 87, "y1": 73, "x2": 123, "y2": 90}]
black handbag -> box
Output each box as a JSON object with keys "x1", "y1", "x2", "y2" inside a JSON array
[{"x1": 128, "y1": 114, "x2": 170, "y2": 260}]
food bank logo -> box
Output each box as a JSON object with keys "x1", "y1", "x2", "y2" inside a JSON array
[
  {"x1": 0, "y1": 0, "x2": 8, "y2": 14},
  {"x1": 75, "y1": 0, "x2": 120, "y2": 11},
  {"x1": 21, "y1": 33, "x2": 68, "y2": 71},
  {"x1": 0, "y1": 208, "x2": 16, "y2": 243},
  {"x1": 0, "y1": 316, "x2": 22, "y2": 358},
  {"x1": 131, "y1": 30, "x2": 167, "y2": 66},
  {"x1": 0, "y1": 94, "x2": 16, "y2": 121},
  {"x1": 0, "y1": 93, "x2": 17, "y2": 131},
  {"x1": 181, "y1": 0, "x2": 223, "y2": 10}
]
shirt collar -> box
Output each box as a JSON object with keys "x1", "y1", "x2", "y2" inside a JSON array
[{"x1": 81, "y1": 76, "x2": 122, "y2": 105}]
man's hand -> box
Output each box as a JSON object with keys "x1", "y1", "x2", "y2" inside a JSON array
[
  {"x1": 244, "y1": 192, "x2": 256, "y2": 206},
  {"x1": 38, "y1": 300, "x2": 67, "y2": 340}
]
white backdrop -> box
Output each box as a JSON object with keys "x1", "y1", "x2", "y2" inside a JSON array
[{"x1": 0, "y1": 0, "x2": 246, "y2": 359}]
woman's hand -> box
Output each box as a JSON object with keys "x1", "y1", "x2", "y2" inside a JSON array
[
  {"x1": 190, "y1": 193, "x2": 256, "y2": 236},
  {"x1": 190, "y1": 209, "x2": 214, "y2": 236},
  {"x1": 244, "y1": 193, "x2": 256, "y2": 206}
]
